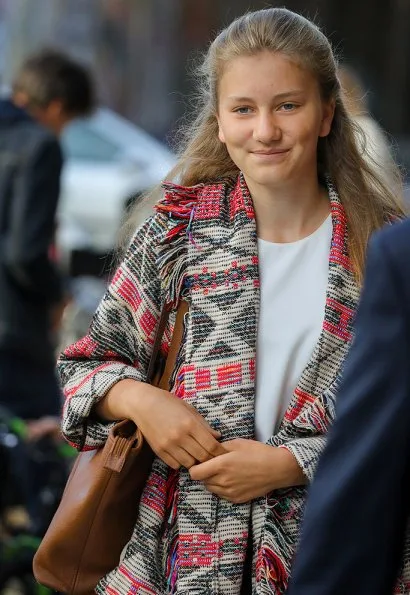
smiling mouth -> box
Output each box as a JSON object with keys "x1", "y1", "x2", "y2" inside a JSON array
[{"x1": 252, "y1": 149, "x2": 289, "y2": 155}]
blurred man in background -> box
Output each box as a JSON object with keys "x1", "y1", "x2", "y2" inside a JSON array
[
  {"x1": 0, "y1": 49, "x2": 94, "y2": 423},
  {"x1": 0, "y1": 49, "x2": 94, "y2": 532}
]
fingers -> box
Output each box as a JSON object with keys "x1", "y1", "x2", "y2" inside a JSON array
[
  {"x1": 170, "y1": 446, "x2": 197, "y2": 470},
  {"x1": 155, "y1": 444, "x2": 196, "y2": 470},
  {"x1": 204, "y1": 483, "x2": 247, "y2": 504},
  {"x1": 159, "y1": 451, "x2": 182, "y2": 471},
  {"x1": 193, "y1": 424, "x2": 227, "y2": 458},
  {"x1": 164, "y1": 433, "x2": 224, "y2": 470},
  {"x1": 180, "y1": 437, "x2": 214, "y2": 464},
  {"x1": 167, "y1": 402, "x2": 226, "y2": 459},
  {"x1": 153, "y1": 432, "x2": 224, "y2": 470},
  {"x1": 189, "y1": 456, "x2": 221, "y2": 481},
  {"x1": 138, "y1": 391, "x2": 226, "y2": 470},
  {"x1": 203, "y1": 483, "x2": 224, "y2": 497},
  {"x1": 219, "y1": 438, "x2": 247, "y2": 452}
]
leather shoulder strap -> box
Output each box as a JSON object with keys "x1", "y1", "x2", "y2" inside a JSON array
[
  {"x1": 147, "y1": 300, "x2": 189, "y2": 391},
  {"x1": 158, "y1": 300, "x2": 188, "y2": 391}
]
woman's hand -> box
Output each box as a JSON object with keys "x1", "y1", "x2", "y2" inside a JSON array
[
  {"x1": 97, "y1": 379, "x2": 227, "y2": 470},
  {"x1": 189, "y1": 439, "x2": 307, "y2": 503},
  {"x1": 131, "y1": 386, "x2": 226, "y2": 469}
]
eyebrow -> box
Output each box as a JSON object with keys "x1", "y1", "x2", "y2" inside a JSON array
[{"x1": 227, "y1": 90, "x2": 305, "y2": 102}]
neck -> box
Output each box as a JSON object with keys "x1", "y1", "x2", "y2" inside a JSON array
[
  {"x1": 51, "y1": 116, "x2": 71, "y2": 136},
  {"x1": 245, "y1": 173, "x2": 330, "y2": 243}
]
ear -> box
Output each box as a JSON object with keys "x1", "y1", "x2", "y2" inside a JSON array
[
  {"x1": 48, "y1": 99, "x2": 64, "y2": 118},
  {"x1": 216, "y1": 115, "x2": 226, "y2": 144},
  {"x1": 319, "y1": 98, "x2": 335, "y2": 138},
  {"x1": 12, "y1": 91, "x2": 30, "y2": 108}
]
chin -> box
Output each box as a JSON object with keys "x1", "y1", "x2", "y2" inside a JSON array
[{"x1": 251, "y1": 171, "x2": 291, "y2": 188}]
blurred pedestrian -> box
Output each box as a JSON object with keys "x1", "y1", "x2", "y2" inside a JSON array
[
  {"x1": 0, "y1": 49, "x2": 94, "y2": 526},
  {"x1": 0, "y1": 48, "x2": 94, "y2": 426},
  {"x1": 287, "y1": 217, "x2": 410, "y2": 595},
  {"x1": 58, "y1": 8, "x2": 403, "y2": 595}
]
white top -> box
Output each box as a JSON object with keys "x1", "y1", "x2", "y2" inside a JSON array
[{"x1": 255, "y1": 215, "x2": 332, "y2": 442}]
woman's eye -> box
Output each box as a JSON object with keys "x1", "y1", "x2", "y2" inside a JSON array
[
  {"x1": 280, "y1": 103, "x2": 297, "y2": 111},
  {"x1": 233, "y1": 106, "x2": 252, "y2": 114}
]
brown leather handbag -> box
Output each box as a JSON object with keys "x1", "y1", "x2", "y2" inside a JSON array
[{"x1": 33, "y1": 300, "x2": 188, "y2": 595}]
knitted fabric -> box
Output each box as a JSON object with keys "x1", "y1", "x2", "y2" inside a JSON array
[{"x1": 59, "y1": 174, "x2": 360, "y2": 594}]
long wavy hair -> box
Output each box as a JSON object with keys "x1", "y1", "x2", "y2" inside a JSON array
[{"x1": 125, "y1": 7, "x2": 405, "y2": 281}]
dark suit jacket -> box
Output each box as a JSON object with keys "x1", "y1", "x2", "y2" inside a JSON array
[
  {"x1": 0, "y1": 99, "x2": 63, "y2": 362},
  {"x1": 287, "y1": 217, "x2": 410, "y2": 595}
]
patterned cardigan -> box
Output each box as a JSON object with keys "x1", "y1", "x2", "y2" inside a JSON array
[{"x1": 59, "y1": 174, "x2": 360, "y2": 595}]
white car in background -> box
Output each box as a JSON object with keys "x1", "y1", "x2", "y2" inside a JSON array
[{"x1": 57, "y1": 107, "x2": 176, "y2": 274}]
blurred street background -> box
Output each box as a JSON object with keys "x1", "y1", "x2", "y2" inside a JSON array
[
  {"x1": 1, "y1": 0, "x2": 409, "y2": 286},
  {"x1": 1, "y1": 0, "x2": 409, "y2": 270},
  {"x1": 1, "y1": 0, "x2": 410, "y2": 143}
]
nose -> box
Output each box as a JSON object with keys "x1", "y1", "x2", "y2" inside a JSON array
[{"x1": 253, "y1": 112, "x2": 282, "y2": 144}]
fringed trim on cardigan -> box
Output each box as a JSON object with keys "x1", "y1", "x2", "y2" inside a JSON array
[
  {"x1": 155, "y1": 182, "x2": 202, "y2": 308},
  {"x1": 154, "y1": 182, "x2": 203, "y2": 590},
  {"x1": 163, "y1": 469, "x2": 179, "y2": 593},
  {"x1": 257, "y1": 489, "x2": 301, "y2": 594}
]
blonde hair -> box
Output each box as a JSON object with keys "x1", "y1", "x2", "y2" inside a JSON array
[
  {"x1": 126, "y1": 8, "x2": 405, "y2": 281},
  {"x1": 337, "y1": 64, "x2": 368, "y2": 116}
]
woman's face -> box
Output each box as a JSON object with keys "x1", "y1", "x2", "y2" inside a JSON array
[{"x1": 216, "y1": 51, "x2": 334, "y2": 192}]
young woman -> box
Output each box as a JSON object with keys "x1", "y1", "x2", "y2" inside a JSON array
[{"x1": 59, "y1": 8, "x2": 404, "y2": 595}]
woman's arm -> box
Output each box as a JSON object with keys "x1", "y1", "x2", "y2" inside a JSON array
[
  {"x1": 59, "y1": 216, "x2": 164, "y2": 450},
  {"x1": 59, "y1": 214, "x2": 225, "y2": 465},
  {"x1": 94, "y1": 378, "x2": 226, "y2": 469},
  {"x1": 279, "y1": 435, "x2": 327, "y2": 482}
]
